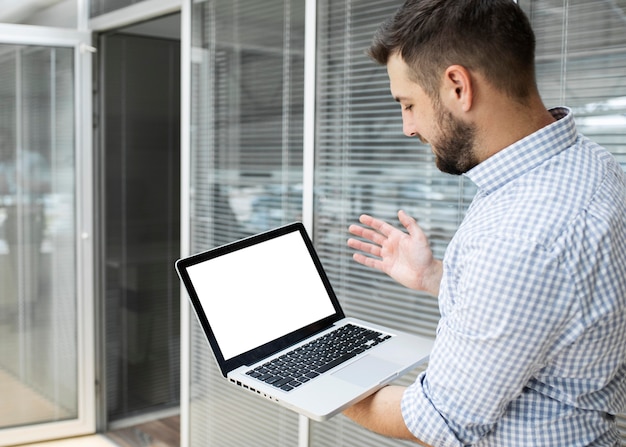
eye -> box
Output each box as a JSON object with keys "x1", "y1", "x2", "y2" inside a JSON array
[{"x1": 403, "y1": 104, "x2": 413, "y2": 111}]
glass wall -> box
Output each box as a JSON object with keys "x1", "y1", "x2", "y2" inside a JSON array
[
  {"x1": 90, "y1": 0, "x2": 150, "y2": 18},
  {"x1": 188, "y1": 0, "x2": 305, "y2": 445},
  {"x1": 0, "y1": 43, "x2": 78, "y2": 429},
  {"x1": 310, "y1": 1, "x2": 472, "y2": 445},
  {"x1": 99, "y1": 26, "x2": 181, "y2": 421},
  {"x1": 186, "y1": 0, "x2": 626, "y2": 445},
  {"x1": 525, "y1": 0, "x2": 626, "y2": 167}
]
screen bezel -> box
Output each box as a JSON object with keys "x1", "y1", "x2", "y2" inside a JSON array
[{"x1": 175, "y1": 222, "x2": 345, "y2": 377}]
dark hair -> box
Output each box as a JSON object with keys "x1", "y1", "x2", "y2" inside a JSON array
[{"x1": 368, "y1": 0, "x2": 537, "y2": 101}]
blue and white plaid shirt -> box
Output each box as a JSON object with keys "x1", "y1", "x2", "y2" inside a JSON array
[{"x1": 402, "y1": 108, "x2": 626, "y2": 446}]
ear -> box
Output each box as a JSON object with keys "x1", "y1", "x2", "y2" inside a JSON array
[{"x1": 441, "y1": 65, "x2": 473, "y2": 112}]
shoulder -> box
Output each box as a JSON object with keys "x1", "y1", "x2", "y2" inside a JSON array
[{"x1": 463, "y1": 133, "x2": 622, "y2": 249}]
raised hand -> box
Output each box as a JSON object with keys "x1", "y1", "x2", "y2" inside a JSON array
[{"x1": 347, "y1": 210, "x2": 442, "y2": 296}]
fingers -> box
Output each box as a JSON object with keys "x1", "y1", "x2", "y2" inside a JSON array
[
  {"x1": 352, "y1": 252, "x2": 383, "y2": 271},
  {"x1": 349, "y1": 223, "x2": 388, "y2": 247},
  {"x1": 397, "y1": 210, "x2": 426, "y2": 240},
  {"x1": 397, "y1": 209, "x2": 417, "y2": 233},
  {"x1": 350, "y1": 213, "x2": 401, "y2": 243},
  {"x1": 347, "y1": 237, "x2": 382, "y2": 258},
  {"x1": 358, "y1": 214, "x2": 395, "y2": 237},
  {"x1": 347, "y1": 214, "x2": 392, "y2": 275}
]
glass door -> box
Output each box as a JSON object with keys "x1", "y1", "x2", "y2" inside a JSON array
[
  {"x1": 0, "y1": 25, "x2": 95, "y2": 446},
  {"x1": 99, "y1": 20, "x2": 181, "y2": 423}
]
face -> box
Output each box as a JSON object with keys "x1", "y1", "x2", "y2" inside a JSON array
[{"x1": 386, "y1": 54, "x2": 478, "y2": 175}]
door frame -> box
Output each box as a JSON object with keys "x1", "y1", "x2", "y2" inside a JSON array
[{"x1": 0, "y1": 23, "x2": 95, "y2": 446}]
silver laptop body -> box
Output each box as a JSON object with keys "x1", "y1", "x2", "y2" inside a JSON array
[{"x1": 175, "y1": 222, "x2": 433, "y2": 421}]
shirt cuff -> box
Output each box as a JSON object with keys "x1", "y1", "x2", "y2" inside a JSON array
[{"x1": 401, "y1": 372, "x2": 464, "y2": 447}]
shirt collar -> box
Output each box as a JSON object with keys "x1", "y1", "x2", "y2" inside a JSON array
[{"x1": 465, "y1": 107, "x2": 577, "y2": 195}]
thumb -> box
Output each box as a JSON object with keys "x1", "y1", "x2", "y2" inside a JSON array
[{"x1": 397, "y1": 209, "x2": 420, "y2": 236}]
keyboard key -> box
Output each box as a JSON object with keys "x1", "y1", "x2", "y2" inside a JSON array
[{"x1": 245, "y1": 324, "x2": 391, "y2": 392}]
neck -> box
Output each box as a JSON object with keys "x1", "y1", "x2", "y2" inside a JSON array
[{"x1": 474, "y1": 94, "x2": 556, "y2": 163}]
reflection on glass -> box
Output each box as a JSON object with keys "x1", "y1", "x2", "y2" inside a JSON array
[
  {"x1": 101, "y1": 30, "x2": 181, "y2": 421},
  {"x1": 0, "y1": 43, "x2": 77, "y2": 429},
  {"x1": 188, "y1": 0, "x2": 305, "y2": 445}
]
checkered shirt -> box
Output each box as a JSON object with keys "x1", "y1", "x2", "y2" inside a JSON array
[{"x1": 401, "y1": 107, "x2": 626, "y2": 446}]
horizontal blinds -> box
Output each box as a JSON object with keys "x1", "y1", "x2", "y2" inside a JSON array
[
  {"x1": 526, "y1": 0, "x2": 626, "y2": 168},
  {"x1": 189, "y1": 318, "x2": 299, "y2": 446},
  {"x1": 190, "y1": 0, "x2": 304, "y2": 248},
  {"x1": 189, "y1": 0, "x2": 305, "y2": 446},
  {"x1": 313, "y1": 0, "x2": 474, "y2": 342},
  {"x1": 89, "y1": 0, "x2": 140, "y2": 17}
]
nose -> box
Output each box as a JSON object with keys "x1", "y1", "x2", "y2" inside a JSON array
[{"x1": 402, "y1": 117, "x2": 418, "y2": 137}]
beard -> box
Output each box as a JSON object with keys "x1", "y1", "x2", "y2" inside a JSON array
[{"x1": 430, "y1": 104, "x2": 479, "y2": 175}]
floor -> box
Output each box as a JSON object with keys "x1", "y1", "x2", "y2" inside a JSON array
[
  {"x1": 15, "y1": 416, "x2": 180, "y2": 447},
  {"x1": 105, "y1": 416, "x2": 179, "y2": 447},
  {"x1": 0, "y1": 311, "x2": 74, "y2": 429},
  {"x1": 0, "y1": 362, "x2": 179, "y2": 447},
  {"x1": 0, "y1": 368, "x2": 71, "y2": 428},
  {"x1": 22, "y1": 435, "x2": 117, "y2": 447}
]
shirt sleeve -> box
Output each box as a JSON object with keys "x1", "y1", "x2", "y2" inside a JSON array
[{"x1": 401, "y1": 234, "x2": 575, "y2": 445}]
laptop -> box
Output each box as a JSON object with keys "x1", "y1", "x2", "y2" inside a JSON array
[{"x1": 175, "y1": 222, "x2": 433, "y2": 421}]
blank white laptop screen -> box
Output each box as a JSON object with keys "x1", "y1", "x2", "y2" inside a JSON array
[{"x1": 186, "y1": 231, "x2": 336, "y2": 360}]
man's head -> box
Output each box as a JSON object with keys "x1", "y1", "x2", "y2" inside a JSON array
[
  {"x1": 369, "y1": 0, "x2": 537, "y2": 102},
  {"x1": 369, "y1": 0, "x2": 542, "y2": 175},
  {"x1": 386, "y1": 51, "x2": 479, "y2": 175}
]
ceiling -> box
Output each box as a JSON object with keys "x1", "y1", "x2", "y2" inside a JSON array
[{"x1": 0, "y1": 0, "x2": 67, "y2": 24}]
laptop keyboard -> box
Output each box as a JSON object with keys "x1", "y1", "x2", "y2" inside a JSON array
[{"x1": 245, "y1": 323, "x2": 391, "y2": 392}]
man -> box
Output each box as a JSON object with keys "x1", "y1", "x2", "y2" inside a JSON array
[{"x1": 344, "y1": 0, "x2": 626, "y2": 445}]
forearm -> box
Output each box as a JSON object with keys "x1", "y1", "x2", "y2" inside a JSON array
[{"x1": 343, "y1": 385, "x2": 432, "y2": 446}]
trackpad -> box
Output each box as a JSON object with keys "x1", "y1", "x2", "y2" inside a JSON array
[{"x1": 332, "y1": 355, "x2": 400, "y2": 388}]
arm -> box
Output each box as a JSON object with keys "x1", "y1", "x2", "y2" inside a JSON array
[
  {"x1": 343, "y1": 386, "x2": 433, "y2": 446},
  {"x1": 348, "y1": 210, "x2": 442, "y2": 296}
]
